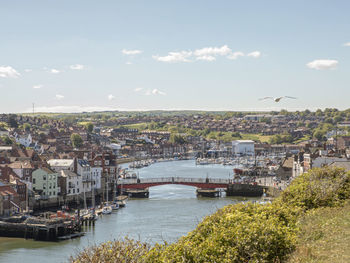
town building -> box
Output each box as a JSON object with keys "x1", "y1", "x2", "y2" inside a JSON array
[
  {"x1": 32, "y1": 168, "x2": 59, "y2": 199},
  {"x1": 232, "y1": 140, "x2": 255, "y2": 156}
]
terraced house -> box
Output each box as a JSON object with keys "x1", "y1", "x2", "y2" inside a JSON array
[{"x1": 32, "y1": 168, "x2": 59, "y2": 199}]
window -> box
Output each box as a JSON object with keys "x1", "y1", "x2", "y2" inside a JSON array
[
  {"x1": 43, "y1": 183, "x2": 46, "y2": 189},
  {"x1": 33, "y1": 178, "x2": 36, "y2": 184},
  {"x1": 49, "y1": 192, "x2": 51, "y2": 196},
  {"x1": 43, "y1": 176, "x2": 46, "y2": 180},
  {"x1": 53, "y1": 191, "x2": 55, "y2": 195},
  {"x1": 26, "y1": 170, "x2": 30, "y2": 175},
  {"x1": 77, "y1": 188, "x2": 79, "y2": 193},
  {"x1": 49, "y1": 183, "x2": 52, "y2": 189},
  {"x1": 73, "y1": 189, "x2": 75, "y2": 194},
  {"x1": 68, "y1": 189, "x2": 71, "y2": 194}
]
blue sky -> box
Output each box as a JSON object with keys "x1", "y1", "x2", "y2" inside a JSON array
[{"x1": 1, "y1": 0, "x2": 350, "y2": 113}]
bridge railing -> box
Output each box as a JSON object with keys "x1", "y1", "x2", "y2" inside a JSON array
[{"x1": 117, "y1": 177, "x2": 230, "y2": 185}]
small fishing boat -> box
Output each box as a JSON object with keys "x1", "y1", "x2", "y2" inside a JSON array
[{"x1": 102, "y1": 206, "x2": 112, "y2": 214}]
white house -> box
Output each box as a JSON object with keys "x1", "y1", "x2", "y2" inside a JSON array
[
  {"x1": 48, "y1": 159, "x2": 75, "y2": 172},
  {"x1": 77, "y1": 159, "x2": 92, "y2": 193},
  {"x1": 60, "y1": 170, "x2": 83, "y2": 196},
  {"x1": 14, "y1": 133, "x2": 33, "y2": 148},
  {"x1": 232, "y1": 140, "x2": 255, "y2": 156},
  {"x1": 90, "y1": 167, "x2": 102, "y2": 190}
]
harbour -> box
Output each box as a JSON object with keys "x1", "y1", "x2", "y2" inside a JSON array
[{"x1": 0, "y1": 160, "x2": 261, "y2": 263}]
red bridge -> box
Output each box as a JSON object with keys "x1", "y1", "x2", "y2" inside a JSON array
[{"x1": 117, "y1": 177, "x2": 230, "y2": 190}]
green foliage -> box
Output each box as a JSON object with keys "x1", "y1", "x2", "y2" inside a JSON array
[
  {"x1": 277, "y1": 167, "x2": 350, "y2": 210},
  {"x1": 269, "y1": 133, "x2": 293, "y2": 144},
  {"x1": 71, "y1": 238, "x2": 150, "y2": 263},
  {"x1": 70, "y1": 133, "x2": 83, "y2": 148},
  {"x1": 1, "y1": 136, "x2": 13, "y2": 145},
  {"x1": 85, "y1": 122, "x2": 94, "y2": 133},
  {"x1": 23, "y1": 123, "x2": 31, "y2": 132},
  {"x1": 146, "y1": 203, "x2": 299, "y2": 263},
  {"x1": 8, "y1": 114, "x2": 18, "y2": 128},
  {"x1": 42, "y1": 124, "x2": 50, "y2": 129},
  {"x1": 169, "y1": 134, "x2": 187, "y2": 144}
]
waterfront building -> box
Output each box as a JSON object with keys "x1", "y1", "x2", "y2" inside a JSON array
[
  {"x1": 77, "y1": 159, "x2": 92, "y2": 193},
  {"x1": 59, "y1": 170, "x2": 82, "y2": 196},
  {"x1": 91, "y1": 166, "x2": 102, "y2": 190},
  {"x1": 232, "y1": 140, "x2": 255, "y2": 156},
  {"x1": 0, "y1": 182, "x2": 21, "y2": 216},
  {"x1": 32, "y1": 168, "x2": 59, "y2": 199}
]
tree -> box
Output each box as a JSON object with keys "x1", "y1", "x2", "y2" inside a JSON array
[
  {"x1": 85, "y1": 122, "x2": 94, "y2": 133},
  {"x1": 42, "y1": 124, "x2": 50, "y2": 129},
  {"x1": 1, "y1": 136, "x2": 12, "y2": 145},
  {"x1": 170, "y1": 134, "x2": 187, "y2": 144},
  {"x1": 70, "y1": 133, "x2": 83, "y2": 148},
  {"x1": 23, "y1": 123, "x2": 31, "y2": 132},
  {"x1": 8, "y1": 115, "x2": 18, "y2": 128}
]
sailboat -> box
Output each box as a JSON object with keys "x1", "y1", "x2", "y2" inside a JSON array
[{"x1": 102, "y1": 173, "x2": 113, "y2": 214}]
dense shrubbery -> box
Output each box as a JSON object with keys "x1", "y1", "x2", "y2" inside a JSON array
[
  {"x1": 277, "y1": 167, "x2": 350, "y2": 210},
  {"x1": 70, "y1": 238, "x2": 150, "y2": 263},
  {"x1": 145, "y1": 203, "x2": 300, "y2": 263},
  {"x1": 71, "y1": 167, "x2": 350, "y2": 263}
]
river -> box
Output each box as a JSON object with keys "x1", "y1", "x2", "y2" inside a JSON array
[{"x1": 0, "y1": 160, "x2": 257, "y2": 263}]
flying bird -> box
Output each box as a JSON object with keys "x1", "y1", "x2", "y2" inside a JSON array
[{"x1": 259, "y1": 96, "x2": 297, "y2": 102}]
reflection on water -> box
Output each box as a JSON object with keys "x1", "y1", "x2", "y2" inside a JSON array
[{"x1": 0, "y1": 160, "x2": 255, "y2": 263}]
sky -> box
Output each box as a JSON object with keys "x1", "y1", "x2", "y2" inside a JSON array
[{"x1": 1, "y1": 0, "x2": 350, "y2": 113}]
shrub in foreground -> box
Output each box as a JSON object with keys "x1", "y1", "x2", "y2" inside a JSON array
[
  {"x1": 70, "y1": 238, "x2": 150, "y2": 263},
  {"x1": 145, "y1": 203, "x2": 300, "y2": 263},
  {"x1": 277, "y1": 167, "x2": 350, "y2": 210}
]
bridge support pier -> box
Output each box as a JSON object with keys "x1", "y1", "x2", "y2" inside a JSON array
[
  {"x1": 125, "y1": 188, "x2": 149, "y2": 198},
  {"x1": 196, "y1": 188, "x2": 221, "y2": 198}
]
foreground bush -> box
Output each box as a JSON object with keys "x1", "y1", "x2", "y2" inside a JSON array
[
  {"x1": 277, "y1": 167, "x2": 350, "y2": 210},
  {"x1": 70, "y1": 238, "x2": 150, "y2": 263},
  {"x1": 145, "y1": 203, "x2": 300, "y2": 263}
]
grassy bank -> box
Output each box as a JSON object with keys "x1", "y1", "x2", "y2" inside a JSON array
[
  {"x1": 71, "y1": 167, "x2": 350, "y2": 263},
  {"x1": 288, "y1": 202, "x2": 350, "y2": 263}
]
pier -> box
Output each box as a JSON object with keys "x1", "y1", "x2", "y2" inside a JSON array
[{"x1": 0, "y1": 215, "x2": 81, "y2": 241}]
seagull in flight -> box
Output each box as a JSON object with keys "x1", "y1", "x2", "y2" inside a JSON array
[{"x1": 259, "y1": 96, "x2": 297, "y2": 102}]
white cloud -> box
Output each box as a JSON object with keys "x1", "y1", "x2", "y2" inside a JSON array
[
  {"x1": 122, "y1": 49, "x2": 143, "y2": 55},
  {"x1": 135, "y1": 87, "x2": 144, "y2": 92},
  {"x1": 153, "y1": 46, "x2": 261, "y2": 63},
  {"x1": 108, "y1": 94, "x2": 115, "y2": 101},
  {"x1": 70, "y1": 64, "x2": 85, "y2": 70},
  {"x1": 343, "y1": 42, "x2": 350, "y2": 47},
  {"x1": 24, "y1": 69, "x2": 32, "y2": 73},
  {"x1": 306, "y1": 59, "x2": 338, "y2": 70},
  {"x1": 152, "y1": 89, "x2": 166, "y2": 95},
  {"x1": 145, "y1": 89, "x2": 166, "y2": 96},
  {"x1": 227, "y1": 51, "x2": 245, "y2": 60},
  {"x1": 194, "y1": 45, "x2": 232, "y2": 57},
  {"x1": 153, "y1": 51, "x2": 192, "y2": 63},
  {"x1": 50, "y1": 69, "x2": 60, "y2": 74},
  {"x1": 196, "y1": 55, "x2": 216, "y2": 61},
  {"x1": 33, "y1": 84, "x2": 43, "y2": 89},
  {"x1": 247, "y1": 51, "x2": 261, "y2": 58},
  {"x1": 0, "y1": 66, "x2": 20, "y2": 78},
  {"x1": 126, "y1": 62, "x2": 132, "y2": 65},
  {"x1": 55, "y1": 94, "x2": 64, "y2": 100}
]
